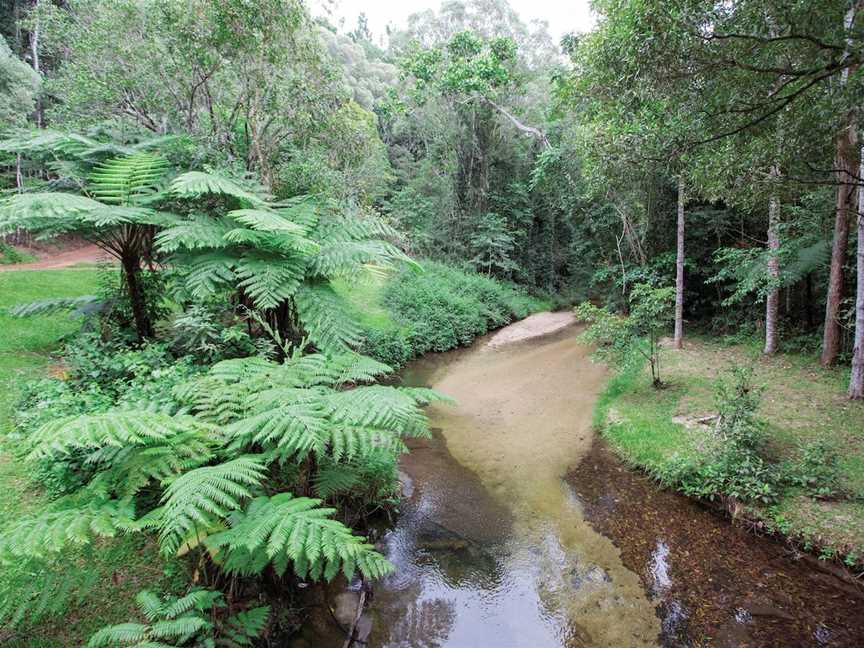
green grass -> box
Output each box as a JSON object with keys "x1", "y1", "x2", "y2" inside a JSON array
[
  {"x1": 0, "y1": 269, "x2": 179, "y2": 647},
  {"x1": 595, "y1": 335, "x2": 864, "y2": 564}
]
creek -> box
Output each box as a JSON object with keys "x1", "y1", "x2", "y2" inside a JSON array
[{"x1": 291, "y1": 320, "x2": 864, "y2": 647}]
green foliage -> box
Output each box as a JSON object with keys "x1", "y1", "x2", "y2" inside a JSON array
[
  {"x1": 160, "y1": 171, "x2": 416, "y2": 354},
  {"x1": 783, "y1": 441, "x2": 846, "y2": 501},
  {"x1": 360, "y1": 261, "x2": 548, "y2": 364},
  {"x1": 86, "y1": 588, "x2": 268, "y2": 648},
  {"x1": 0, "y1": 34, "x2": 39, "y2": 129},
  {"x1": 576, "y1": 283, "x2": 675, "y2": 387},
  {"x1": 2, "y1": 345, "x2": 442, "y2": 593},
  {"x1": 0, "y1": 241, "x2": 34, "y2": 264}
]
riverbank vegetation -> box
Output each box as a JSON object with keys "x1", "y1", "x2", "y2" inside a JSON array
[
  {"x1": 2, "y1": 0, "x2": 864, "y2": 643},
  {"x1": 593, "y1": 336, "x2": 864, "y2": 567}
]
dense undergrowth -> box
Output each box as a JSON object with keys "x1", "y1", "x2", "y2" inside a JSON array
[
  {"x1": 338, "y1": 260, "x2": 552, "y2": 368},
  {"x1": 0, "y1": 258, "x2": 541, "y2": 646},
  {"x1": 593, "y1": 337, "x2": 864, "y2": 569}
]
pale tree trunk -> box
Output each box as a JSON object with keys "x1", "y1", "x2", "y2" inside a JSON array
[
  {"x1": 764, "y1": 166, "x2": 781, "y2": 355},
  {"x1": 30, "y1": 0, "x2": 43, "y2": 128},
  {"x1": 849, "y1": 145, "x2": 864, "y2": 399},
  {"x1": 673, "y1": 175, "x2": 685, "y2": 349},
  {"x1": 822, "y1": 1, "x2": 860, "y2": 366}
]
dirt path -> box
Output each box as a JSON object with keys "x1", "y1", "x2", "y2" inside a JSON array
[
  {"x1": 486, "y1": 310, "x2": 576, "y2": 347},
  {"x1": 0, "y1": 244, "x2": 107, "y2": 271}
]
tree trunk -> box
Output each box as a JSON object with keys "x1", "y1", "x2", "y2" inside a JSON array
[
  {"x1": 822, "y1": 1, "x2": 860, "y2": 366},
  {"x1": 764, "y1": 167, "x2": 781, "y2": 355},
  {"x1": 849, "y1": 146, "x2": 864, "y2": 399},
  {"x1": 673, "y1": 175, "x2": 685, "y2": 349},
  {"x1": 121, "y1": 253, "x2": 153, "y2": 341},
  {"x1": 821, "y1": 124, "x2": 858, "y2": 366}
]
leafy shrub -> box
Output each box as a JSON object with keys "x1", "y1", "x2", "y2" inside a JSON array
[
  {"x1": 361, "y1": 261, "x2": 549, "y2": 365},
  {"x1": 576, "y1": 283, "x2": 675, "y2": 387},
  {"x1": 169, "y1": 305, "x2": 270, "y2": 363},
  {"x1": 783, "y1": 440, "x2": 845, "y2": 500},
  {"x1": 13, "y1": 334, "x2": 199, "y2": 496},
  {"x1": 0, "y1": 241, "x2": 32, "y2": 264}
]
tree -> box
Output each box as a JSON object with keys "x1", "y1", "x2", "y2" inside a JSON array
[
  {"x1": 159, "y1": 171, "x2": 417, "y2": 353},
  {"x1": 851, "y1": 146, "x2": 864, "y2": 398},
  {"x1": 0, "y1": 132, "x2": 177, "y2": 340},
  {"x1": 576, "y1": 283, "x2": 676, "y2": 388},
  {"x1": 0, "y1": 35, "x2": 39, "y2": 129},
  {"x1": 35, "y1": 0, "x2": 341, "y2": 190}
]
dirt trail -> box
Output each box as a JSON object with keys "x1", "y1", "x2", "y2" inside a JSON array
[{"x1": 0, "y1": 244, "x2": 107, "y2": 271}]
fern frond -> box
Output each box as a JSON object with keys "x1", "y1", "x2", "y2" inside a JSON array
[
  {"x1": 158, "y1": 456, "x2": 266, "y2": 555},
  {"x1": 221, "y1": 606, "x2": 270, "y2": 647},
  {"x1": 0, "y1": 192, "x2": 106, "y2": 236},
  {"x1": 7, "y1": 295, "x2": 101, "y2": 317},
  {"x1": 235, "y1": 251, "x2": 306, "y2": 309},
  {"x1": 0, "y1": 499, "x2": 136, "y2": 560},
  {"x1": 294, "y1": 282, "x2": 363, "y2": 354},
  {"x1": 227, "y1": 403, "x2": 329, "y2": 457},
  {"x1": 182, "y1": 255, "x2": 237, "y2": 301},
  {"x1": 171, "y1": 172, "x2": 269, "y2": 206},
  {"x1": 89, "y1": 153, "x2": 170, "y2": 206},
  {"x1": 205, "y1": 493, "x2": 393, "y2": 580},
  {"x1": 27, "y1": 411, "x2": 200, "y2": 459},
  {"x1": 228, "y1": 209, "x2": 309, "y2": 235},
  {"x1": 86, "y1": 622, "x2": 151, "y2": 646},
  {"x1": 325, "y1": 386, "x2": 433, "y2": 436},
  {"x1": 155, "y1": 216, "x2": 234, "y2": 253}
]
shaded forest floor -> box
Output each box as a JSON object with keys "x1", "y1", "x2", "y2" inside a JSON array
[
  {"x1": 0, "y1": 269, "x2": 177, "y2": 647},
  {"x1": 596, "y1": 335, "x2": 864, "y2": 567}
]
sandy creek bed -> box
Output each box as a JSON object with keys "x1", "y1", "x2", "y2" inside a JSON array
[{"x1": 291, "y1": 316, "x2": 864, "y2": 647}]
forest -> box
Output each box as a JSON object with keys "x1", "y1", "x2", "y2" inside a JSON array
[{"x1": 0, "y1": 0, "x2": 863, "y2": 646}]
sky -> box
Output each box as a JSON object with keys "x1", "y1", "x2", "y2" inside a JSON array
[{"x1": 310, "y1": 0, "x2": 597, "y2": 44}]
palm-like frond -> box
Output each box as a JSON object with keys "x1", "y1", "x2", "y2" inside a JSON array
[
  {"x1": 89, "y1": 153, "x2": 170, "y2": 206},
  {"x1": 26, "y1": 411, "x2": 201, "y2": 460},
  {"x1": 0, "y1": 498, "x2": 136, "y2": 561},
  {"x1": 158, "y1": 456, "x2": 266, "y2": 555},
  {"x1": 294, "y1": 282, "x2": 364, "y2": 354},
  {"x1": 170, "y1": 171, "x2": 269, "y2": 206},
  {"x1": 205, "y1": 493, "x2": 393, "y2": 581}
]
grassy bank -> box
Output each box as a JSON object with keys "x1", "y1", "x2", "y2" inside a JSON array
[
  {"x1": 335, "y1": 260, "x2": 553, "y2": 367},
  {"x1": 0, "y1": 270, "x2": 178, "y2": 647},
  {"x1": 595, "y1": 336, "x2": 864, "y2": 567}
]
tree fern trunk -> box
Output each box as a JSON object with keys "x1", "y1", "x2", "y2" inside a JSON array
[
  {"x1": 764, "y1": 167, "x2": 781, "y2": 355},
  {"x1": 121, "y1": 252, "x2": 153, "y2": 341},
  {"x1": 673, "y1": 175, "x2": 685, "y2": 350},
  {"x1": 849, "y1": 147, "x2": 864, "y2": 399}
]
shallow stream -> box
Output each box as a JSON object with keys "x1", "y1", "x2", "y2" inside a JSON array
[{"x1": 292, "y1": 322, "x2": 864, "y2": 647}]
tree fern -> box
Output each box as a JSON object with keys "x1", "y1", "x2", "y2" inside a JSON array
[
  {"x1": 160, "y1": 170, "x2": 416, "y2": 353},
  {"x1": 0, "y1": 140, "x2": 178, "y2": 339}
]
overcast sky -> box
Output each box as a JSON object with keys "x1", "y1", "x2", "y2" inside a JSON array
[{"x1": 311, "y1": 0, "x2": 596, "y2": 43}]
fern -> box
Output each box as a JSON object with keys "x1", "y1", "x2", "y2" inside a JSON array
[
  {"x1": 89, "y1": 153, "x2": 171, "y2": 206},
  {"x1": 7, "y1": 294, "x2": 101, "y2": 317},
  {"x1": 158, "y1": 456, "x2": 266, "y2": 555},
  {"x1": 26, "y1": 411, "x2": 202, "y2": 459},
  {"x1": 86, "y1": 587, "x2": 266, "y2": 648},
  {"x1": 160, "y1": 171, "x2": 415, "y2": 353},
  {"x1": 205, "y1": 493, "x2": 393, "y2": 581},
  {"x1": 170, "y1": 171, "x2": 269, "y2": 205}
]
